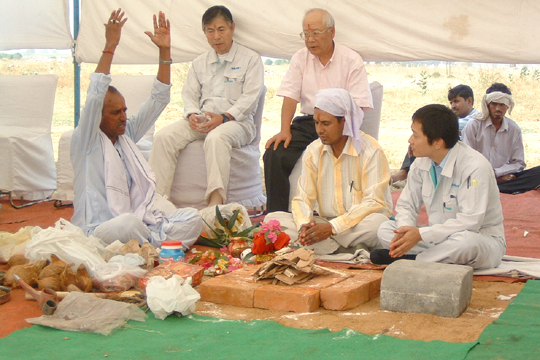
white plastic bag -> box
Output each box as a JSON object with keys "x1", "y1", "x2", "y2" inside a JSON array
[
  {"x1": 24, "y1": 218, "x2": 110, "y2": 271},
  {"x1": 91, "y1": 262, "x2": 147, "y2": 292},
  {"x1": 146, "y1": 275, "x2": 201, "y2": 320},
  {"x1": 0, "y1": 226, "x2": 33, "y2": 262},
  {"x1": 199, "y1": 203, "x2": 251, "y2": 239},
  {"x1": 27, "y1": 292, "x2": 147, "y2": 336}
]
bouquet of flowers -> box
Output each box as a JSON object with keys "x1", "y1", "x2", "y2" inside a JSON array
[
  {"x1": 251, "y1": 219, "x2": 290, "y2": 255},
  {"x1": 198, "y1": 205, "x2": 257, "y2": 248},
  {"x1": 187, "y1": 249, "x2": 243, "y2": 276}
]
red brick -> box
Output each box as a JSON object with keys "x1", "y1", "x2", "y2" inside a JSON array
[
  {"x1": 198, "y1": 275, "x2": 265, "y2": 308},
  {"x1": 295, "y1": 273, "x2": 349, "y2": 290},
  {"x1": 320, "y1": 271, "x2": 382, "y2": 311},
  {"x1": 254, "y1": 285, "x2": 320, "y2": 312},
  {"x1": 226, "y1": 264, "x2": 265, "y2": 283},
  {"x1": 367, "y1": 272, "x2": 382, "y2": 299}
]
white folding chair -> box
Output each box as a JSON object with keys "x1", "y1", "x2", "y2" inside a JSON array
[
  {"x1": 170, "y1": 87, "x2": 267, "y2": 212},
  {"x1": 0, "y1": 75, "x2": 58, "y2": 208}
]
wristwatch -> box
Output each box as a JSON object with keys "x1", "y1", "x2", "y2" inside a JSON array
[
  {"x1": 159, "y1": 58, "x2": 173, "y2": 65},
  {"x1": 221, "y1": 113, "x2": 230, "y2": 123}
]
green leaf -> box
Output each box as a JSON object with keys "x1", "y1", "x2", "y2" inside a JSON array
[
  {"x1": 215, "y1": 205, "x2": 226, "y2": 227},
  {"x1": 188, "y1": 253, "x2": 202, "y2": 264},
  {"x1": 202, "y1": 217, "x2": 221, "y2": 237},
  {"x1": 235, "y1": 224, "x2": 258, "y2": 237},
  {"x1": 197, "y1": 235, "x2": 227, "y2": 248},
  {"x1": 228, "y1": 209, "x2": 240, "y2": 230}
]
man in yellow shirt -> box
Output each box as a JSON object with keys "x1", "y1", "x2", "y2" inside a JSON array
[{"x1": 264, "y1": 88, "x2": 392, "y2": 255}]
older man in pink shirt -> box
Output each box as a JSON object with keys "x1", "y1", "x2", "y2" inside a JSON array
[{"x1": 263, "y1": 8, "x2": 373, "y2": 213}]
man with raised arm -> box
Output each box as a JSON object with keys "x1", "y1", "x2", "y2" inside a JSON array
[
  {"x1": 71, "y1": 9, "x2": 202, "y2": 249},
  {"x1": 263, "y1": 8, "x2": 373, "y2": 213}
]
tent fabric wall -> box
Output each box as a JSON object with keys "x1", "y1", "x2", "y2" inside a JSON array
[
  {"x1": 74, "y1": 0, "x2": 540, "y2": 65},
  {"x1": 0, "y1": 0, "x2": 73, "y2": 51}
]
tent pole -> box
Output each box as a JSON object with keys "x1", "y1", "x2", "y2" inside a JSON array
[{"x1": 73, "y1": 0, "x2": 81, "y2": 128}]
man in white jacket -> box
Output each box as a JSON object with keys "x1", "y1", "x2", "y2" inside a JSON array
[{"x1": 375, "y1": 104, "x2": 506, "y2": 270}]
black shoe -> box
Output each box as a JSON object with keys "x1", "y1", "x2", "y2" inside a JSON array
[{"x1": 370, "y1": 249, "x2": 416, "y2": 265}]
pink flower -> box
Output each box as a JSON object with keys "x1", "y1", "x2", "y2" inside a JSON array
[
  {"x1": 267, "y1": 219, "x2": 283, "y2": 232},
  {"x1": 266, "y1": 231, "x2": 278, "y2": 243}
]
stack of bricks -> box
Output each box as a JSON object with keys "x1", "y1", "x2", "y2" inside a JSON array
[{"x1": 198, "y1": 265, "x2": 382, "y2": 313}]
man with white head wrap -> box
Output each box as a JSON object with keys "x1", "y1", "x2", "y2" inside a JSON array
[
  {"x1": 462, "y1": 83, "x2": 540, "y2": 194},
  {"x1": 264, "y1": 88, "x2": 392, "y2": 256}
]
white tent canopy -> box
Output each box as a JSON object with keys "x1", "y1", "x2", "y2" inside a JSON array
[
  {"x1": 77, "y1": 0, "x2": 540, "y2": 64},
  {"x1": 0, "y1": 0, "x2": 72, "y2": 51},
  {"x1": 2, "y1": 0, "x2": 540, "y2": 64}
]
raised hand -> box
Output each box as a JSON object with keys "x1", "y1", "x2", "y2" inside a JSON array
[
  {"x1": 144, "y1": 11, "x2": 171, "y2": 49},
  {"x1": 104, "y1": 8, "x2": 127, "y2": 49}
]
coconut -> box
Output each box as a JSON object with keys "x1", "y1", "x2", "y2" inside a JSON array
[
  {"x1": 7, "y1": 254, "x2": 29, "y2": 267},
  {"x1": 75, "y1": 264, "x2": 93, "y2": 292},
  {"x1": 37, "y1": 276, "x2": 62, "y2": 291},
  {"x1": 5, "y1": 263, "x2": 40, "y2": 288},
  {"x1": 59, "y1": 266, "x2": 77, "y2": 290}
]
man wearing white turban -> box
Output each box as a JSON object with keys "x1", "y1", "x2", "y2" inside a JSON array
[
  {"x1": 264, "y1": 88, "x2": 392, "y2": 256},
  {"x1": 462, "y1": 83, "x2": 540, "y2": 194}
]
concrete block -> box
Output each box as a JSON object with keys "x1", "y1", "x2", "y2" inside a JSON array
[
  {"x1": 320, "y1": 272, "x2": 382, "y2": 310},
  {"x1": 254, "y1": 285, "x2": 320, "y2": 312},
  {"x1": 380, "y1": 260, "x2": 473, "y2": 318},
  {"x1": 198, "y1": 275, "x2": 265, "y2": 308}
]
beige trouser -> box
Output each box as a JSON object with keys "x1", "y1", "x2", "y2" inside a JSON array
[
  {"x1": 377, "y1": 220, "x2": 506, "y2": 270},
  {"x1": 149, "y1": 119, "x2": 255, "y2": 202},
  {"x1": 264, "y1": 211, "x2": 388, "y2": 255}
]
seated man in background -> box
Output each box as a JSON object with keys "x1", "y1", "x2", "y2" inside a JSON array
[
  {"x1": 71, "y1": 9, "x2": 202, "y2": 248},
  {"x1": 149, "y1": 5, "x2": 264, "y2": 207},
  {"x1": 375, "y1": 104, "x2": 505, "y2": 270},
  {"x1": 263, "y1": 8, "x2": 373, "y2": 213},
  {"x1": 462, "y1": 82, "x2": 540, "y2": 194},
  {"x1": 391, "y1": 84, "x2": 477, "y2": 183},
  {"x1": 265, "y1": 88, "x2": 392, "y2": 256}
]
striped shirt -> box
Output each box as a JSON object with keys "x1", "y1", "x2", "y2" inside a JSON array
[{"x1": 291, "y1": 135, "x2": 392, "y2": 234}]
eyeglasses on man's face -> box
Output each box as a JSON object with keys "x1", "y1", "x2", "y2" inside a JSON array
[{"x1": 299, "y1": 28, "x2": 329, "y2": 40}]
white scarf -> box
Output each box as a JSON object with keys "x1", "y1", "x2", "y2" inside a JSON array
[
  {"x1": 314, "y1": 88, "x2": 365, "y2": 154},
  {"x1": 475, "y1": 91, "x2": 515, "y2": 121},
  {"x1": 100, "y1": 132, "x2": 158, "y2": 225}
]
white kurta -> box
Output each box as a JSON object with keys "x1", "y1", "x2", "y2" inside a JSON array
[{"x1": 71, "y1": 73, "x2": 202, "y2": 249}]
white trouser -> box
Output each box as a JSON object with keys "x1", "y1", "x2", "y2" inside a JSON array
[
  {"x1": 265, "y1": 211, "x2": 388, "y2": 255},
  {"x1": 149, "y1": 119, "x2": 255, "y2": 202},
  {"x1": 377, "y1": 220, "x2": 506, "y2": 270},
  {"x1": 93, "y1": 207, "x2": 202, "y2": 250}
]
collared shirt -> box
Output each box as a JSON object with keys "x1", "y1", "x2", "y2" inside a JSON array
[
  {"x1": 396, "y1": 141, "x2": 505, "y2": 245},
  {"x1": 458, "y1": 108, "x2": 478, "y2": 136},
  {"x1": 71, "y1": 73, "x2": 171, "y2": 235},
  {"x1": 430, "y1": 151, "x2": 450, "y2": 188},
  {"x1": 291, "y1": 135, "x2": 392, "y2": 234},
  {"x1": 277, "y1": 42, "x2": 373, "y2": 115},
  {"x1": 182, "y1": 41, "x2": 264, "y2": 124},
  {"x1": 462, "y1": 116, "x2": 525, "y2": 177}
]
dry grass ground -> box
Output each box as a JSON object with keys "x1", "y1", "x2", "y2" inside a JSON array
[{"x1": 2, "y1": 57, "x2": 540, "y2": 170}]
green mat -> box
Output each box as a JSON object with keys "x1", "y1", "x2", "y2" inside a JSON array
[
  {"x1": 1, "y1": 314, "x2": 473, "y2": 360},
  {"x1": 465, "y1": 279, "x2": 540, "y2": 360},
  {"x1": 3, "y1": 281, "x2": 539, "y2": 360}
]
